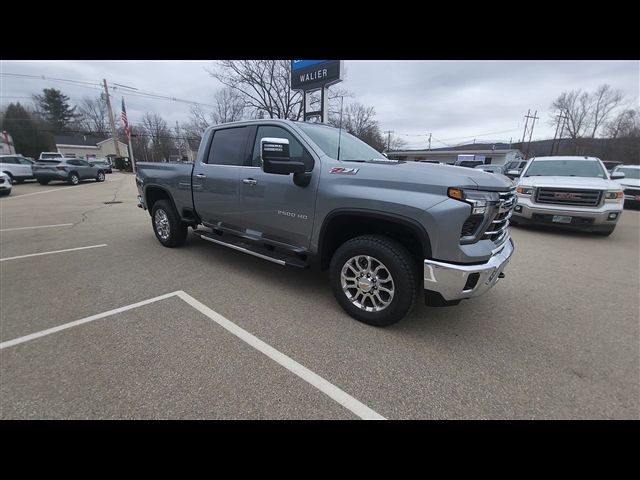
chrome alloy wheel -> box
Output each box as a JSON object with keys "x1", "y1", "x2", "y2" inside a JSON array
[
  {"x1": 341, "y1": 255, "x2": 395, "y2": 312},
  {"x1": 154, "y1": 209, "x2": 170, "y2": 240}
]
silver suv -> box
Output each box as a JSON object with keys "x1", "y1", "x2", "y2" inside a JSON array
[
  {"x1": 512, "y1": 156, "x2": 624, "y2": 236},
  {"x1": 32, "y1": 158, "x2": 107, "y2": 185},
  {"x1": 0, "y1": 155, "x2": 36, "y2": 184}
]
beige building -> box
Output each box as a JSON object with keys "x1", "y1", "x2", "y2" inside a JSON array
[{"x1": 54, "y1": 135, "x2": 129, "y2": 160}]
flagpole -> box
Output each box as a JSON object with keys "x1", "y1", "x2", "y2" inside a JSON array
[{"x1": 128, "y1": 135, "x2": 136, "y2": 173}]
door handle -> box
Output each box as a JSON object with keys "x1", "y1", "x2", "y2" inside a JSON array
[
  {"x1": 242, "y1": 178, "x2": 257, "y2": 186},
  {"x1": 195, "y1": 173, "x2": 206, "y2": 179}
]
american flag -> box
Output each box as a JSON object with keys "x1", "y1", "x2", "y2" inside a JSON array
[{"x1": 121, "y1": 97, "x2": 131, "y2": 140}]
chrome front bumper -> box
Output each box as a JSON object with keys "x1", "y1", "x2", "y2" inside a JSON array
[{"x1": 424, "y1": 238, "x2": 514, "y2": 301}]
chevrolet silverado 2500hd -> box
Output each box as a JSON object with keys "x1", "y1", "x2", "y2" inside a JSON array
[{"x1": 136, "y1": 119, "x2": 516, "y2": 326}]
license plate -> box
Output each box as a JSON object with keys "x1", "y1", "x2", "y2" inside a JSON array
[{"x1": 552, "y1": 215, "x2": 572, "y2": 224}]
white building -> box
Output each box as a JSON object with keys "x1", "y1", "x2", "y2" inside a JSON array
[
  {"x1": 54, "y1": 135, "x2": 129, "y2": 160},
  {"x1": 388, "y1": 143, "x2": 524, "y2": 166}
]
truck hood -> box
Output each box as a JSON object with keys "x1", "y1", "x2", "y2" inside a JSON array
[
  {"x1": 347, "y1": 160, "x2": 514, "y2": 191},
  {"x1": 615, "y1": 178, "x2": 640, "y2": 189},
  {"x1": 517, "y1": 175, "x2": 621, "y2": 190}
]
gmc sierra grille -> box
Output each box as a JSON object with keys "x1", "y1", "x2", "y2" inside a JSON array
[{"x1": 535, "y1": 188, "x2": 602, "y2": 207}]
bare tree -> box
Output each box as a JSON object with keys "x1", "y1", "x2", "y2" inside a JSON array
[
  {"x1": 388, "y1": 134, "x2": 408, "y2": 151},
  {"x1": 141, "y1": 112, "x2": 174, "y2": 162},
  {"x1": 605, "y1": 107, "x2": 640, "y2": 138},
  {"x1": 551, "y1": 84, "x2": 627, "y2": 139},
  {"x1": 208, "y1": 60, "x2": 303, "y2": 120},
  {"x1": 328, "y1": 102, "x2": 385, "y2": 151},
  {"x1": 212, "y1": 87, "x2": 245, "y2": 124},
  {"x1": 76, "y1": 94, "x2": 109, "y2": 137},
  {"x1": 589, "y1": 84, "x2": 623, "y2": 138},
  {"x1": 551, "y1": 89, "x2": 591, "y2": 139}
]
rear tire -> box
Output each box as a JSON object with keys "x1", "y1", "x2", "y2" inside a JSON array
[
  {"x1": 38, "y1": 179, "x2": 50, "y2": 185},
  {"x1": 151, "y1": 199, "x2": 188, "y2": 248},
  {"x1": 329, "y1": 234, "x2": 417, "y2": 327},
  {"x1": 68, "y1": 173, "x2": 80, "y2": 185}
]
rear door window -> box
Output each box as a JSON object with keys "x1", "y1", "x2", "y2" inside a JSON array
[{"x1": 206, "y1": 127, "x2": 250, "y2": 166}]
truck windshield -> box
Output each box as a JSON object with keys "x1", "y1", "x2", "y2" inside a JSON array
[
  {"x1": 524, "y1": 160, "x2": 607, "y2": 178},
  {"x1": 617, "y1": 167, "x2": 640, "y2": 179},
  {"x1": 297, "y1": 123, "x2": 385, "y2": 161}
]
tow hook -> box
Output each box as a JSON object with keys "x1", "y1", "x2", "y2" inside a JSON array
[{"x1": 498, "y1": 272, "x2": 505, "y2": 278}]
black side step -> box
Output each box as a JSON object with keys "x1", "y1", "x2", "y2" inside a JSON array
[{"x1": 194, "y1": 229, "x2": 308, "y2": 268}]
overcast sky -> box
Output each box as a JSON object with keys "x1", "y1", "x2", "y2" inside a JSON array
[{"x1": 1, "y1": 60, "x2": 638, "y2": 149}]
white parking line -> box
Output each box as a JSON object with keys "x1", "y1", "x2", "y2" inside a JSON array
[
  {"x1": 0, "y1": 223, "x2": 74, "y2": 232},
  {"x1": 0, "y1": 290, "x2": 386, "y2": 420},
  {"x1": 0, "y1": 292, "x2": 177, "y2": 350},
  {"x1": 174, "y1": 291, "x2": 386, "y2": 420},
  {"x1": 2, "y1": 179, "x2": 119, "y2": 200},
  {"x1": 0, "y1": 244, "x2": 107, "y2": 262}
]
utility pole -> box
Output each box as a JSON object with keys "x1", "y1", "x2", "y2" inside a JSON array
[
  {"x1": 550, "y1": 111, "x2": 568, "y2": 156},
  {"x1": 102, "y1": 79, "x2": 122, "y2": 158},
  {"x1": 175, "y1": 121, "x2": 183, "y2": 161},
  {"x1": 428, "y1": 133, "x2": 432, "y2": 151},
  {"x1": 521, "y1": 109, "x2": 539, "y2": 158}
]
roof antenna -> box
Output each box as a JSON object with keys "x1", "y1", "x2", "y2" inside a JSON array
[{"x1": 337, "y1": 96, "x2": 344, "y2": 161}]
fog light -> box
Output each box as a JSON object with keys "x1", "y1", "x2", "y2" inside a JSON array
[
  {"x1": 607, "y1": 212, "x2": 619, "y2": 220},
  {"x1": 514, "y1": 205, "x2": 523, "y2": 213}
]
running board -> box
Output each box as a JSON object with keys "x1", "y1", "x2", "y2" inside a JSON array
[{"x1": 195, "y1": 230, "x2": 308, "y2": 268}]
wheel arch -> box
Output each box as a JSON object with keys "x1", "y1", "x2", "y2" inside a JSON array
[{"x1": 317, "y1": 209, "x2": 432, "y2": 270}]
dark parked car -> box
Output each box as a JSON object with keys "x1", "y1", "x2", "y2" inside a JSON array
[
  {"x1": 33, "y1": 158, "x2": 106, "y2": 185},
  {"x1": 89, "y1": 158, "x2": 113, "y2": 173}
]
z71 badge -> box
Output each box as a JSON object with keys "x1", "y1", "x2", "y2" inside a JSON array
[{"x1": 329, "y1": 167, "x2": 359, "y2": 175}]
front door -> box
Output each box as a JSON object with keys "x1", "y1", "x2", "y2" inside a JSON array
[
  {"x1": 192, "y1": 126, "x2": 251, "y2": 230},
  {"x1": 238, "y1": 124, "x2": 319, "y2": 250}
]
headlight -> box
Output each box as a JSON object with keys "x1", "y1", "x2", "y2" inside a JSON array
[
  {"x1": 516, "y1": 186, "x2": 533, "y2": 195},
  {"x1": 448, "y1": 188, "x2": 499, "y2": 215},
  {"x1": 604, "y1": 190, "x2": 623, "y2": 201}
]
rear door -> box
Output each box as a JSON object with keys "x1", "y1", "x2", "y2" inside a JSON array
[{"x1": 192, "y1": 126, "x2": 252, "y2": 230}]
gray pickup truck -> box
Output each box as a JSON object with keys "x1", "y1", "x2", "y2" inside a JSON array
[{"x1": 136, "y1": 119, "x2": 516, "y2": 326}]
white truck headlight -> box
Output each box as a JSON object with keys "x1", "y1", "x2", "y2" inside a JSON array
[
  {"x1": 516, "y1": 186, "x2": 533, "y2": 195},
  {"x1": 605, "y1": 190, "x2": 623, "y2": 202}
]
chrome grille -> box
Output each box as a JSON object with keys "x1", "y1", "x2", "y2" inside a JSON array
[
  {"x1": 535, "y1": 188, "x2": 602, "y2": 207},
  {"x1": 482, "y1": 188, "x2": 517, "y2": 242}
]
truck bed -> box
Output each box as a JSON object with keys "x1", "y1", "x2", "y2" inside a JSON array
[{"x1": 136, "y1": 162, "x2": 195, "y2": 217}]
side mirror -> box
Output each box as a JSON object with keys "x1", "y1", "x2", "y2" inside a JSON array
[
  {"x1": 610, "y1": 172, "x2": 625, "y2": 180},
  {"x1": 506, "y1": 169, "x2": 521, "y2": 177},
  {"x1": 261, "y1": 137, "x2": 306, "y2": 175}
]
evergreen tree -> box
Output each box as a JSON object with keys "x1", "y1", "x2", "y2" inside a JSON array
[
  {"x1": 33, "y1": 88, "x2": 77, "y2": 132},
  {"x1": 1, "y1": 103, "x2": 54, "y2": 159}
]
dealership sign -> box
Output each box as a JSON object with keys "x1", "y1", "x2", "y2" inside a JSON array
[{"x1": 291, "y1": 60, "x2": 343, "y2": 91}]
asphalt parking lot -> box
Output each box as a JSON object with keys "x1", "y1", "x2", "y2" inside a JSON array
[{"x1": 1, "y1": 172, "x2": 638, "y2": 419}]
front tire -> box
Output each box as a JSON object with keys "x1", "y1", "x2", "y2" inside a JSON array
[
  {"x1": 96, "y1": 171, "x2": 105, "y2": 182},
  {"x1": 329, "y1": 235, "x2": 417, "y2": 327},
  {"x1": 151, "y1": 199, "x2": 188, "y2": 247}
]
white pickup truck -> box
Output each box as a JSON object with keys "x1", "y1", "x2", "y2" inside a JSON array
[{"x1": 511, "y1": 156, "x2": 625, "y2": 236}]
